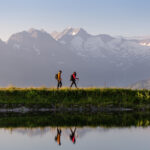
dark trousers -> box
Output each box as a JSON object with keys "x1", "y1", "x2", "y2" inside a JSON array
[
  {"x1": 70, "y1": 80, "x2": 77, "y2": 88},
  {"x1": 57, "y1": 81, "x2": 62, "y2": 89}
]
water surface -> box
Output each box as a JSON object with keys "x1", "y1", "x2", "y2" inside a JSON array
[{"x1": 0, "y1": 126, "x2": 150, "y2": 150}]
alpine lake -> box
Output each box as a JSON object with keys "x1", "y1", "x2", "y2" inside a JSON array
[{"x1": 0, "y1": 111, "x2": 150, "y2": 150}]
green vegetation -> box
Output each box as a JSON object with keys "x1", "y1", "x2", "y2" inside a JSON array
[
  {"x1": 0, "y1": 87, "x2": 149, "y2": 110},
  {"x1": 0, "y1": 112, "x2": 150, "y2": 127}
]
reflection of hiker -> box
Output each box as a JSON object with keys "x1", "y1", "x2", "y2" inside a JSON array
[
  {"x1": 70, "y1": 72, "x2": 79, "y2": 88},
  {"x1": 55, "y1": 127, "x2": 62, "y2": 146},
  {"x1": 55, "y1": 70, "x2": 62, "y2": 89},
  {"x1": 70, "y1": 127, "x2": 76, "y2": 144}
]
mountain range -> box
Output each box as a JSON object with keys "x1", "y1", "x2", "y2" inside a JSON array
[
  {"x1": 130, "y1": 78, "x2": 150, "y2": 89},
  {"x1": 0, "y1": 27, "x2": 150, "y2": 87}
]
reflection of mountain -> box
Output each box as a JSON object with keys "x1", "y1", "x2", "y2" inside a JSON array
[
  {"x1": 1, "y1": 28, "x2": 150, "y2": 87},
  {"x1": 5, "y1": 127, "x2": 111, "y2": 138},
  {"x1": 8, "y1": 127, "x2": 51, "y2": 137}
]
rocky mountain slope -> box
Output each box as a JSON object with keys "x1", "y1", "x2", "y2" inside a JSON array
[{"x1": 0, "y1": 27, "x2": 150, "y2": 87}]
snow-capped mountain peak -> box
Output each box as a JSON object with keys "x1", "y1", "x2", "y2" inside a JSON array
[
  {"x1": 139, "y1": 38, "x2": 150, "y2": 47},
  {"x1": 62, "y1": 27, "x2": 81, "y2": 35},
  {"x1": 140, "y1": 42, "x2": 150, "y2": 47},
  {"x1": 1, "y1": 27, "x2": 150, "y2": 87},
  {"x1": 51, "y1": 27, "x2": 88, "y2": 40}
]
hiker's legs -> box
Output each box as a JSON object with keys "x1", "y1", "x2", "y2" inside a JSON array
[
  {"x1": 74, "y1": 81, "x2": 77, "y2": 88},
  {"x1": 57, "y1": 82, "x2": 59, "y2": 89},
  {"x1": 58, "y1": 129, "x2": 61, "y2": 134},
  {"x1": 57, "y1": 81, "x2": 59, "y2": 89},
  {"x1": 70, "y1": 81, "x2": 74, "y2": 88},
  {"x1": 60, "y1": 81, "x2": 62, "y2": 88},
  {"x1": 57, "y1": 81, "x2": 61, "y2": 89},
  {"x1": 70, "y1": 80, "x2": 77, "y2": 88},
  {"x1": 74, "y1": 127, "x2": 76, "y2": 133}
]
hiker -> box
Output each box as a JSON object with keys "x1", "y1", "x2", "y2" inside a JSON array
[
  {"x1": 70, "y1": 127, "x2": 76, "y2": 144},
  {"x1": 70, "y1": 72, "x2": 79, "y2": 88},
  {"x1": 55, "y1": 127, "x2": 62, "y2": 146},
  {"x1": 56, "y1": 70, "x2": 62, "y2": 89}
]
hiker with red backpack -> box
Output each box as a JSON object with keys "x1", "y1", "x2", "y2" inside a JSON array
[
  {"x1": 70, "y1": 127, "x2": 76, "y2": 144},
  {"x1": 70, "y1": 72, "x2": 79, "y2": 88}
]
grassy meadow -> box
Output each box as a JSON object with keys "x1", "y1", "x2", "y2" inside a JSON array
[{"x1": 0, "y1": 86, "x2": 149, "y2": 110}]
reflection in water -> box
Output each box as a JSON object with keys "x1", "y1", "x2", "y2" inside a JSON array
[
  {"x1": 70, "y1": 127, "x2": 76, "y2": 144},
  {"x1": 55, "y1": 127, "x2": 62, "y2": 146},
  {"x1": 1, "y1": 111, "x2": 150, "y2": 150},
  {"x1": 5, "y1": 127, "x2": 107, "y2": 138},
  {"x1": 1, "y1": 112, "x2": 150, "y2": 128},
  {"x1": 0, "y1": 112, "x2": 150, "y2": 149},
  {"x1": 1, "y1": 126, "x2": 150, "y2": 150}
]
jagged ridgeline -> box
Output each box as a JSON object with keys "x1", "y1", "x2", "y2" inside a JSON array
[
  {"x1": 0, "y1": 112, "x2": 150, "y2": 127},
  {"x1": 1, "y1": 28, "x2": 150, "y2": 87}
]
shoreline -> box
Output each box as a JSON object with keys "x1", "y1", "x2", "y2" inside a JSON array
[{"x1": 0, "y1": 106, "x2": 133, "y2": 113}]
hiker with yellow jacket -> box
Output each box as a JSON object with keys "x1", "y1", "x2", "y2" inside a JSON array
[{"x1": 55, "y1": 70, "x2": 62, "y2": 89}]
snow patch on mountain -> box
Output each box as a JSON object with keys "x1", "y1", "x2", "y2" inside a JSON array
[
  {"x1": 140, "y1": 42, "x2": 150, "y2": 47},
  {"x1": 59, "y1": 28, "x2": 150, "y2": 59},
  {"x1": 1, "y1": 27, "x2": 150, "y2": 87},
  {"x1": 51, "y1": 27, "x2": 88, "y2": 40}
]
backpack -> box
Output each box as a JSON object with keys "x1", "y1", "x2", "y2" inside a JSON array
[
  {"x1": 70, "y1": 74, "x2": 73, "y2": 81},
  {"x1": 55, "y1": 74, "x2": 58, "y2": 80}
]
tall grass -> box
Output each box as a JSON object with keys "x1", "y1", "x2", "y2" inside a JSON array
[
  {"x1": 0, "y1": 111, "x2": 150, "y2": 127},
  {"x1": 0, "y1": 87, "x2": 149, "y2": 109}
]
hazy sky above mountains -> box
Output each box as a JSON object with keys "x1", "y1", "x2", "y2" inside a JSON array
[{"x1": 0, "y1": 0, "x2": 150, "y2": 41}]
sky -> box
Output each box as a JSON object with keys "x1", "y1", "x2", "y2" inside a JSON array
[{"x1": 0, "y1": 0, "x2": 150, "y2": 41}]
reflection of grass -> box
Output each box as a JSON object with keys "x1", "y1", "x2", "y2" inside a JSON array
[
  {"x1": 0, "y1": 87, "x2": 150, "y2": 109},
  {"x1": 0, "y1": 112, "x2": 150, "y2": 127}
]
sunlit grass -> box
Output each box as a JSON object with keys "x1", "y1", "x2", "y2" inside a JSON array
[{"x1": 0, "y1": 86, "x2": 149, "y2": 109}]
